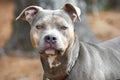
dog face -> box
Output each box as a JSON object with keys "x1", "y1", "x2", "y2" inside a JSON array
[
  {"x1": 32, "y1": 10, "x2": 73, "y2": 54},
  {"x1": 16, "y1": 3, "x2": 81, "y2": 68}
]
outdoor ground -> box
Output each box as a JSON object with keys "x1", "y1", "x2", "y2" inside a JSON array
[
  {"x1": 0, "y1": 55, "x2": 43, "y2": 80},
  {"x1": 0, "y1": 1, "x2": 120, "y2": 80}
]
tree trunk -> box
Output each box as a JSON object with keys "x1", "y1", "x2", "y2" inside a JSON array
[{"x1": 5, "y1": 0, "x2": 40, "y2": 51}]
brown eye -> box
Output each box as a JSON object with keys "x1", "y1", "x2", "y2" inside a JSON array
[
  {"x1": 60, "y1": 26, "x2": 68, "y2": 30},
  {"x1": 36, "y1": 25, "x2": 44, "y2": 29}
]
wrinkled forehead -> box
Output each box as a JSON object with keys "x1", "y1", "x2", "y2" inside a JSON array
[{"x1": 32, "y1": 10, "x2": 73, "y2": 26}]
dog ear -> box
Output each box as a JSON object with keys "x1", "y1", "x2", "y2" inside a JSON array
[
  {"x1": 16, "y1": 6, "x2": 43, "y2": 24},
  {"x1": 62, "y1": 3, "x2": 81, "y2": 22}
]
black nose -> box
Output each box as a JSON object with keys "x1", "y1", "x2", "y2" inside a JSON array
[{"x1": 44, "y1": 35, "x2": 57, "y2": 44}]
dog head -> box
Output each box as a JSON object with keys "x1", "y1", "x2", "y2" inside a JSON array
[{"x1": 17, "y1": 3, "x2": 81, "y2": 68}]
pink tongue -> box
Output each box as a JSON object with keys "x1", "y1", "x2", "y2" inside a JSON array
[{"x1": 45, "y1": 49, "x2": 55, "y2": 55}]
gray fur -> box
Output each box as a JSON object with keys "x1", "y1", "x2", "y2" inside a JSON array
[{"x1": 66, "y1": 37, "x2": 120, "y2": 80}]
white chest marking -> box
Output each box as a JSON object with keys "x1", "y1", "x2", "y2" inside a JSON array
[{"x1": 48, "y1": 55, "x2": 61, "y2": 68}]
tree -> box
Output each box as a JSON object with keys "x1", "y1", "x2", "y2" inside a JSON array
[{"x1": 5, "y1": 0, "x2": 40, "y2": 51}]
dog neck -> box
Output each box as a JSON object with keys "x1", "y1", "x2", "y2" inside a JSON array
[
  {"x1": 54, "y1": 36, "x2": 80, "y2": 80},
  {"x1": 40, "y1": 36, "x2": 80, "y2": 80},
  {"x1": 66, "y1": 36, "x2": 80, "y2": 73},
  {"x1": 52, "y1": 74, "x2": 68, "y2": 80}
]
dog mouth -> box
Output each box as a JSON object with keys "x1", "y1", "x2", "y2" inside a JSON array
[
  {"x1": 39, "y1": 47, "x2": 64, "y2": 56},
  {"x1": 45, "y1": 48, "x2": 55, "y2": 55},
  {"x1": 39, "y1": 42, "x2": 65, "y2": 56}
]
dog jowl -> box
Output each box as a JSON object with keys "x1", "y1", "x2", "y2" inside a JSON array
[{"x1": 16, "y1": 3, "x2": 81, "y2": 80}]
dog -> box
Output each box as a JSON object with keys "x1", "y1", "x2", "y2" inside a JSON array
[{"x1": 16, "y1": 3, "x2": 120, "y2": 80}]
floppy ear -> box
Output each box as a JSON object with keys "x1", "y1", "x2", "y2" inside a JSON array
[
  {"x1": 16, "y1": 6, "x2": 43, "y2": 24},
  {"x1": 62, "y1": 3, "x2": 81, "y2": 22}
]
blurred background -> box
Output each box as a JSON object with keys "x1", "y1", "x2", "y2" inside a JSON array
[{"x1": 0, "y1": 0, "x2": 120, "y2": 80}]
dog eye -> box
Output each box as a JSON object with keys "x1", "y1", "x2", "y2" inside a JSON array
[
  {"x1": 60, "y1": 26, "x2": 68, "y2": 30},
  {"x1": 36, "y1": 25, "x2": 44, "y2": 29}
]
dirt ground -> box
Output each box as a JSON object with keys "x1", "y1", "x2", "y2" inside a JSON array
[
  {"x1": 0, "y1": 55, "x2": 43, "y2": 80},
  {"x1": 0, "y1": 1, "x2": 120, "y2": 80}
]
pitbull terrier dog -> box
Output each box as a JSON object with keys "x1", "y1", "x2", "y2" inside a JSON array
[{"x1": 16, "y1": 3, "x2": 120, "y2": 80}]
